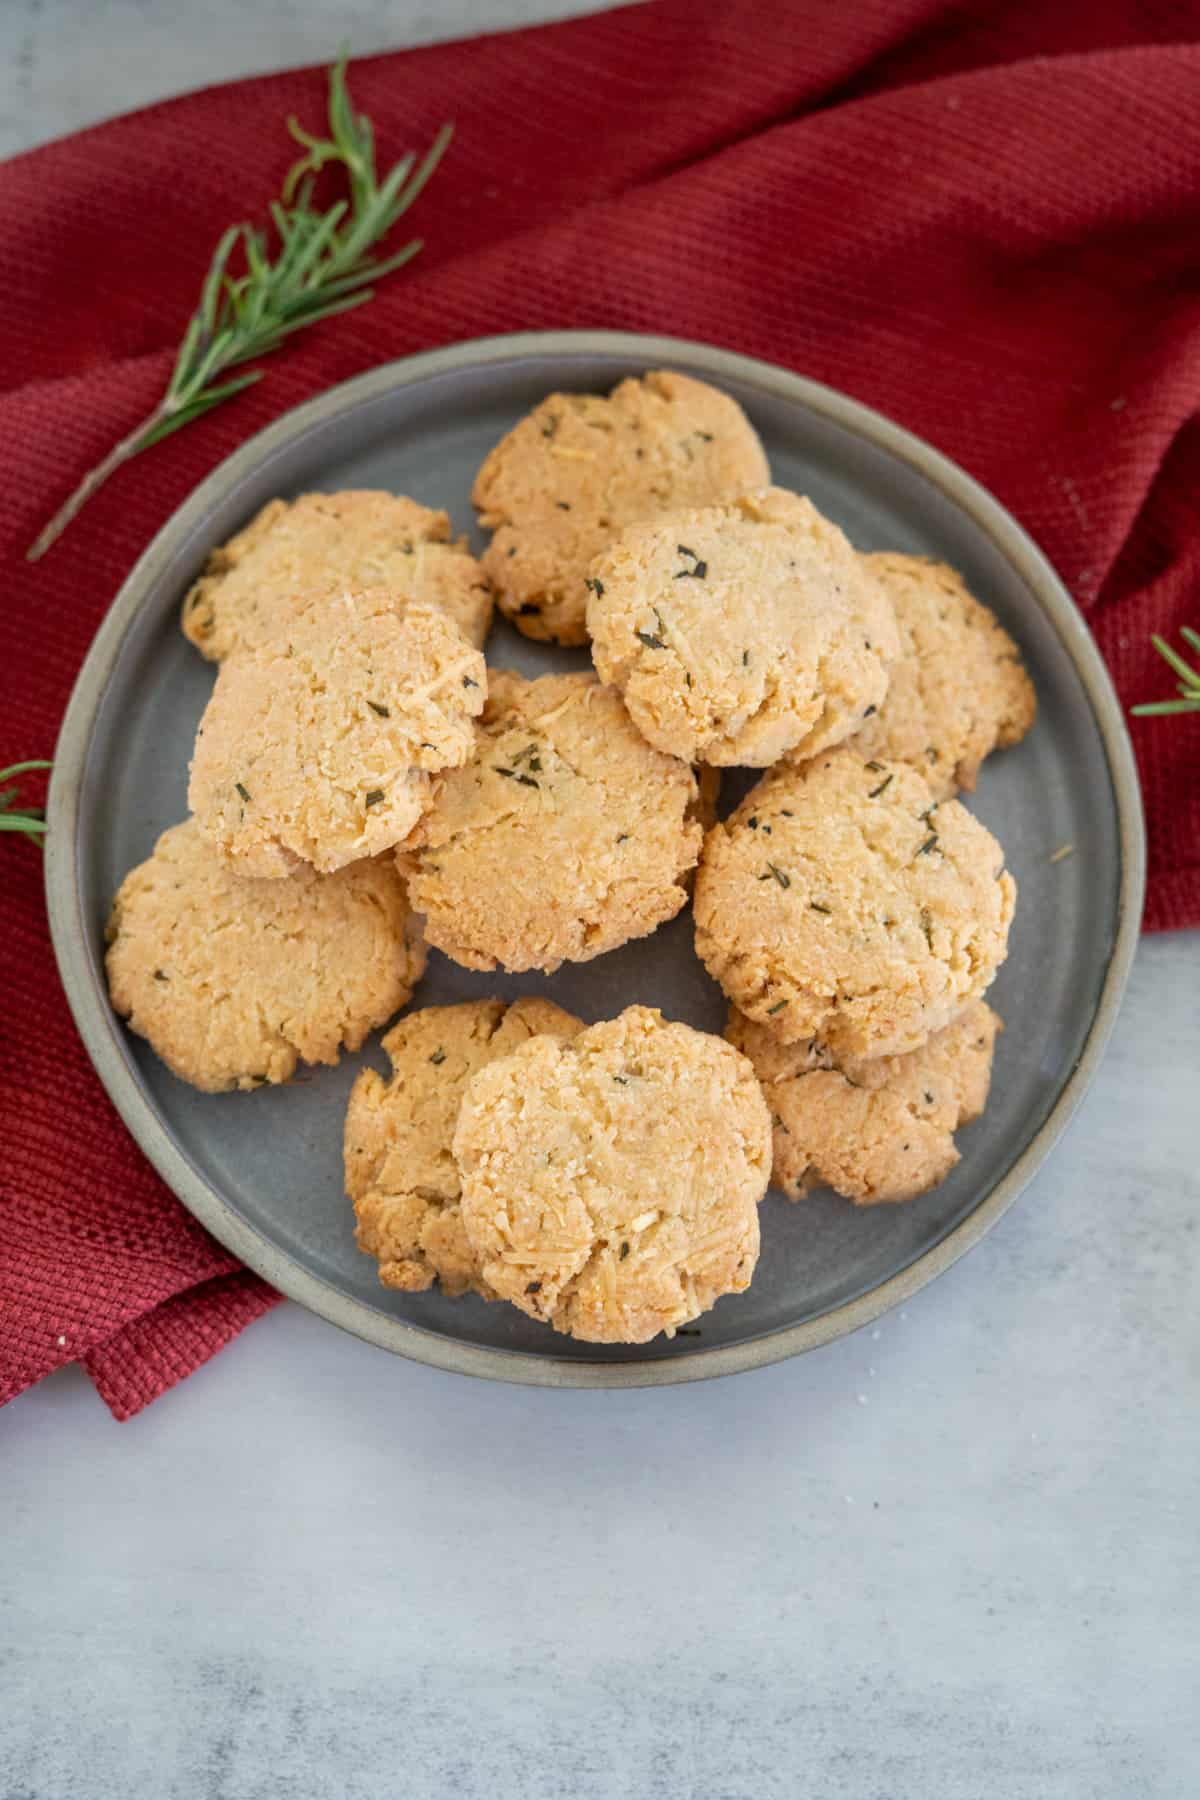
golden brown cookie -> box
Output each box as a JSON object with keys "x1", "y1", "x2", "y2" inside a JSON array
[
  {"x1": 188, "y1": 587, "x2": 485, "y2": 878},
  {"x1": 844, "y1": 553, "x2": 1036, "y2": 798},
  {"x1": 587, "y1": 489, "x2": 898, "y2": 766},
  {"x1": 727, "y1": 1000, "x2": 1001, "y2": 1204},
  {"x1": 397, "y1": 670, "x2": 703, "y2": 973},
  {"x1": 472, "y1": 370, "x2": 769, "y2": 644},
  {"x1": 105, "y1": 818, "x2": 425, "y2": 1093},
  {"x1": 694, "y1": 749, "x2": 1016, "y2": 1059},
  {"x1": 346, "y1": 997, "x2": 584, "y2": 1298},
  {"x1": 181, "y1": 491, "x2": 493, "y2": 659},
  {"x1": 453, "y1": 1005, "x2": 769, "y2": 1343}
]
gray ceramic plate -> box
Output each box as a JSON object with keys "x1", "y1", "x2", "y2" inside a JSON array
[{"x1": 45, "y1": 331, "x2": 1144, "y2": 1387}]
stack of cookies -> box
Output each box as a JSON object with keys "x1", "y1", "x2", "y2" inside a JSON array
[{"x1": 106, "y1": 371, "x2": 1035, "y2": 1346}]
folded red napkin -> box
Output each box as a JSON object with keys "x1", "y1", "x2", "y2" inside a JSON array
[{"x1": 2, "y1": 0, "x2": 1197, "y2": 1418}]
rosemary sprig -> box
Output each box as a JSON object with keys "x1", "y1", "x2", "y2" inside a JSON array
[
  {"x1": 1131, "y1": 628, "x2": 1200, "y2": 717},
  {"x1": 27, "y1": 54, "x2": 452, "y2": 561},
  {"x1": 0, "y1": 761, "x2": 52, "y2": 846}
]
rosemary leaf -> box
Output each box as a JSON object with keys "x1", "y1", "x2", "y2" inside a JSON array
[
  {"x1": 1132, "y1": 628, "x2": 1200, "y2": 716},
  {"x1": 1147, "y1": 633, "x2": 1199, "y2": 688},
  {"x1": 0, "y1": 760, "x2": 51, "y2": 849},
  {"x1": 1131, "y1": 697, "x2": 1200, "y2": 716}
]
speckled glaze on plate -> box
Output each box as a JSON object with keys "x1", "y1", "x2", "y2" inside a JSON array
[{"x1": 45, "y1": 332, "x2": 1144, "y2": 1387}]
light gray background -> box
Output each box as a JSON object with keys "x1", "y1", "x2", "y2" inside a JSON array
[{"x1": 3, "y1": 6, "x2": 1198, "y2": 1797}]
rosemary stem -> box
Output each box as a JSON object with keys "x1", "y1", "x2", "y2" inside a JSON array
[
  {"x1": 24, "y1": 57, "x2": 449, "y2": 561},
  {"x1": 26, "y1": 400, "x2": 176, "y2": 563}
]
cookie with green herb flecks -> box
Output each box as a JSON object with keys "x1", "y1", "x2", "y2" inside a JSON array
[
  {"x1": 346, "y1": 997, "x2": 584, "y2": 1299},
  {"x1": 188, "y1": 585, "x2": 485, "y2": 878},
  {"x1": 182, "y1": 491, "x2": 493, "y2": 660},
  {"x1": 842, "y1": 553, "x2": 1035, "y2": 799},
  {"x1": 453, "y1": 1005, "x2": 769, "y2": 1343},
  {"x1": 106, "y1": 818, "x2": 425, "y2": 1093},
  {"x1": 472, "y1": 370, "x2": 769, "y2": 646},
  {"x1": 727, "y1": 999, "x2": 1001, "y2": 1204},
  {"x1": 694, "y1": 749, "x2": 1015, "y2": 1060},
  {"x1": 397, "y1": 670, "x2": 703, "y2": 973},
  {"x1": 587, "y1": 487, "x2": 898, "y2": 766}
]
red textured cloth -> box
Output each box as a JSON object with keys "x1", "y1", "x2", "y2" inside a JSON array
[{"x1": 2, "y1": 0, "x2": 1198, "y2": 1420}]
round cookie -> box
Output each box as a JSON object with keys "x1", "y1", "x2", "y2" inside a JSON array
[
  {"x1": 472, "y1": 370, "x2": 769, "y2": 644},
  {"x1": 182, "y1": 491, "x2": 493, "y2": 660},
  {"x1": 844, "y1": 553, "x2": 1036, "y2": 798},
  {"x1": 694, "y1": 749, "x2": 1016, "y2": 1059},
  {"x1": 727, "y1": 1000, "x2": 1001, "y2": 1204},
  {"x1": 397, "y1": 670, "x2": 703, "y2": 973},
  {"x1": 188, "y1": 586, "x2": 486, "y2": 878},
  {"x1": 587, "y1": 488, "x2": 899, "y2": 766},
  {"x1": 105, "y1": 818, "x2": 425, "y2": 1093},
  {"x1": 453, "y1": 1006, "x2": 769, "y2": 1343},
  {"x1": 346, "y1": 997, "x2": 584, "y2": 1298}
]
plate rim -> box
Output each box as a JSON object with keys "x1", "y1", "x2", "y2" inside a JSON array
[{"x1": 44, "y1": 328, "x2": 1147, "y2": 1389}]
